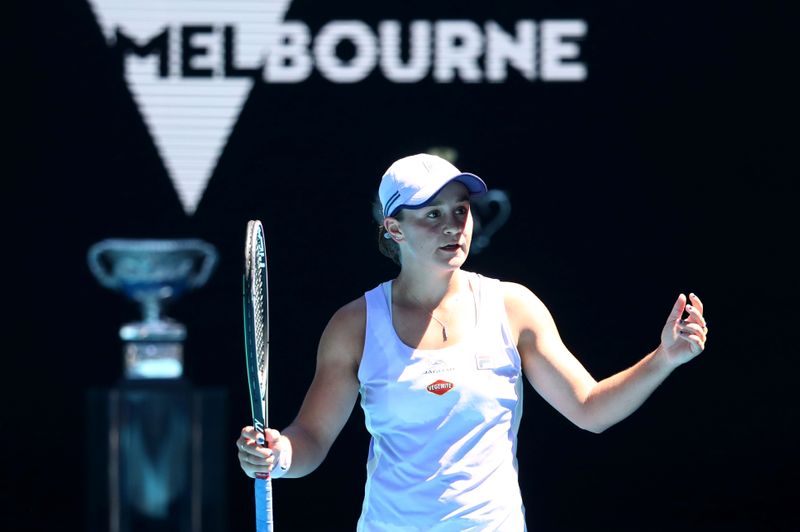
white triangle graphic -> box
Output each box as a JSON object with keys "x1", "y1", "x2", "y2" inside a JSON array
[{"x1": 87, "y1": 0, "x2": 293, "y2": 215}]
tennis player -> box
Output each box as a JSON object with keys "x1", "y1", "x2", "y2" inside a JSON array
[{"x1": 236, "y1": 153, "x2": 709, "y2": 530}]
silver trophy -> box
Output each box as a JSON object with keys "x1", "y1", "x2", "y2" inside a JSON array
[{"x1": 88, "y1": 239, "x2": 218, "y2": 379}]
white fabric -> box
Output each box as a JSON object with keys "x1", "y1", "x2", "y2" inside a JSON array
[{"x1": 357, "y1": 272, "x2": 526, "y2": 531}]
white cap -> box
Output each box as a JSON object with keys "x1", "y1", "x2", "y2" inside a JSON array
[{"x1": 379, "y1": 153, "x2": 487, "y2": 218}]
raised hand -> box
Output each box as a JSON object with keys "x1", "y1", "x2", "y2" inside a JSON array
[{"x1": 659, "y1": 293, "x2": 708, "y2": 367}]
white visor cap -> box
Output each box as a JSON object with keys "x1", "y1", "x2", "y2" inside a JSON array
[{"x1": 379, "y1": 153, "x2": 487, "y2": 218}]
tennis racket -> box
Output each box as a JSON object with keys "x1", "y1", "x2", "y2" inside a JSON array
[{"x1": 243, "y1": 219, "x2": 273, "y2": 532}]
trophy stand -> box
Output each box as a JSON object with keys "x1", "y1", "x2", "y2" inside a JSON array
[{"x1": 86, "y1": 239, "x2": 226, "y2": 532}]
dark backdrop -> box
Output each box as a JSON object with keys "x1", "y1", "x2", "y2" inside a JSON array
[{"x1": 9, "y1": 1, "x2": 798, "y2": 530}]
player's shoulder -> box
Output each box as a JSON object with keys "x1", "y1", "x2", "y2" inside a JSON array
[
  {"x1": 497, "y1": 280, "x2": 549, "y2": 320},
  {"x1": 319, "y1": 295, "x2": 366, "y2": 353},
  {"x1": 498, "y1": 279, "x2": 538, "y2": 302},
  {"x1": 331, "y1": 296, "x2": 367, "y2": 328},
  {"x1": 470, "y1": 272, "x2": 535, "y2": 299}
]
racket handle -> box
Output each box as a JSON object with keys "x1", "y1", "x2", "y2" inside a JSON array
[{"x1": 255, "y1": 476, "x2": 274, "y2": 532}]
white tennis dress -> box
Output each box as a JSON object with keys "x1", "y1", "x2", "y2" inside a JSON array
[{"x1": 357, "y1": 272, "x2": 527, "y2": 531}]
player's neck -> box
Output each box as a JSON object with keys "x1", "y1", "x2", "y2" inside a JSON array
[{"x1": 394, "y1": 267, "x2": 467, "y2": 308}]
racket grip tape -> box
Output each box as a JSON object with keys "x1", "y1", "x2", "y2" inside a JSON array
[{"x1": 255, "y1": 476, "x2": 274, "y2": 532}]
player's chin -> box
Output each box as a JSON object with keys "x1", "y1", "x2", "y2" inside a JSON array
[{"x1": 438, "y1": 250, "x2": 468, "y2": 268}]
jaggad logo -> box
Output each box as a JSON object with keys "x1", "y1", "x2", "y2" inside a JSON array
[{"x1": 87, "y1": 0, "x2": 588, "y2": 215}]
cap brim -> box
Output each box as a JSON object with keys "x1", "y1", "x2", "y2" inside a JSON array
[
  {"x1": 389, "y1": 173, "x2": 488, "y2": 216},
  {"x1": 452, "y1": 173, "x2": 487, "y2": 195}
]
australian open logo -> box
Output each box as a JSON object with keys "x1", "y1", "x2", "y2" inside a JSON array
[{"x1": 87, "y1": 0, "x2": 588, "y2": 215}]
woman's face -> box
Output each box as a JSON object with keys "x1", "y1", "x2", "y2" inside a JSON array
[{"x1": 386, "y1": 181, "x2": 474, "y2": 270}]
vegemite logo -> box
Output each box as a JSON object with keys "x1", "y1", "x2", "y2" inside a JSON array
[
  {"x1": 427, "y1": 380, "x2": 454, "y2": 396},
  {"x1": 86, "y1": 1, "x2": 587, "y2": 215}
]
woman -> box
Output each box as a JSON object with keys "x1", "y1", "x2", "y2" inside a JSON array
[{"x1": 236, "y1": 153, "x2": 709, "y2": 530}]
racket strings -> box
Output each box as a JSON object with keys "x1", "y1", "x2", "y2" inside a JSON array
[{"x1": 253, "y1": 235, "x2": 268, "y2": 397}]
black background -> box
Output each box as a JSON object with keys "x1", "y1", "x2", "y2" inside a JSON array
[{"x1": 9, "y1": 1, "x2": 798, "y2": 530}]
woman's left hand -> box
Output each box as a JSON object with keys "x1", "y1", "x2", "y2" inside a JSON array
[{"x1": 659, "y1": 293, "x2": 708, "y2": 367}]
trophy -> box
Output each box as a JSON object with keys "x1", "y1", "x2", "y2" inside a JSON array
[{"x1": 88, "y1": 239, "x2": 218, "y2": 379}]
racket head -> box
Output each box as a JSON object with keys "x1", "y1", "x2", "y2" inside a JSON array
[
  {"x1": 244, "y1": 220, "x2": 274, "y2": 529},
  {"x1": 243, "y1": 220, "x2": 269, "y2": 437}
]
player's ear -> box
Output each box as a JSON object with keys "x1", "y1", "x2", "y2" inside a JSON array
[{"x1": 383, "y1": 217, "x2": 403, "y2": 242}]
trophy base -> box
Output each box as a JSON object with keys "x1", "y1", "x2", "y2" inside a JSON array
[
  {"x1": 124, "y1": 342, "x2": 184, "y2": 379},
  {"x1": 86, "y1": 383, "x2": 228, "y2": 532},
  {"x1": 120, "y1": 320, "x2": 186, "y2": 342}
]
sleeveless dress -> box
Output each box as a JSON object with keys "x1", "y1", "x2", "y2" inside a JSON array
[{"x1": 357, "y1": 272, "x2": 527, "y2": 531}]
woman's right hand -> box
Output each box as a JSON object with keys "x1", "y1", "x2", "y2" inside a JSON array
[{"x1": 236, "y1": 426, "x2": 292, "y2": 479}]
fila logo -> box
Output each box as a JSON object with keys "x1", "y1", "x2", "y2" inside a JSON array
[
  {"x1": 427, "y1": 380, "x2": 455, "y2": 396},
  {"x1": 87, "y1": 1, "x2": 587, "y2": 215}
]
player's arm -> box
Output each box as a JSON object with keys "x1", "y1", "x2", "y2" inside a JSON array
[
  {"x1": 238, "y1": 297, "x2": 365, "y2": 478},
  {"x1": 504, "y1": 282, "x2": 707, "y2": 433}
]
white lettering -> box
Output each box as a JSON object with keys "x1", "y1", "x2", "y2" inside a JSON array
[
  {"x1": 379, "y1": 20, "x2": 431, "y2": 83},
  {"x1": 265, "y1": 22, "x2": 313, "y2": 82},
  {"x1": 485, "y1": 20, "x2": 536, "y2": 82},
  {"x1": 434, "y1": 21, "x2": 484, "y2": 83},
  {"x1": 314, "y1": 21, "x2": 377, "y2": 83},
  {"x1": 541, "y1": 20, "x2": 587, "y2": 81},
  {"x1": 113, "y1": 18, "x2": 589, "y2": 86}
]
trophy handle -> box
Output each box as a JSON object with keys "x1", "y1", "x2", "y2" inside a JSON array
[
  {"x1": 187, "y1": 242, "x2": 219, "y2": 289},
  {"x1": 471, "y1": 190, "x2": 512, "y2": 254},
  {"x1": 87, "y1": 241, "x2": 120, "y2": 289}
]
